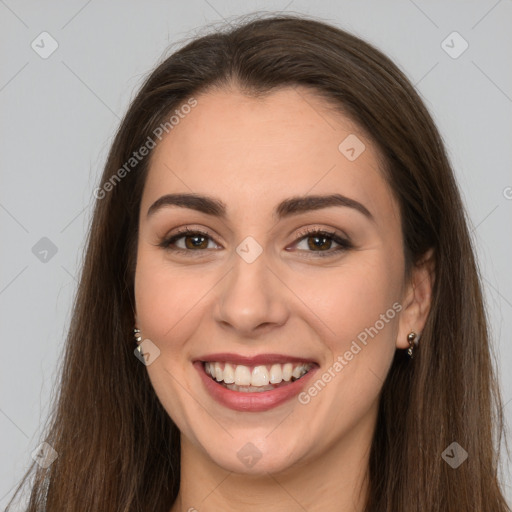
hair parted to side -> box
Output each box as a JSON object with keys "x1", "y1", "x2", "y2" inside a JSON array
[{"x1": 7, "y1": 12, "x2": 510, "y2": 512}]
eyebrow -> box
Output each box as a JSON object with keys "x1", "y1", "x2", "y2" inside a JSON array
[{"x1": 146, "y1": 193, "x2": 374, "y2": 222}]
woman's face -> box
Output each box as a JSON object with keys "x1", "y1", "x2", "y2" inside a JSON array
[{"x1": 134, "y1": 86, "x2": 418, "y2": 475}]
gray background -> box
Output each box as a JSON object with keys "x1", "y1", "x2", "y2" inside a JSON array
[{"x1": 1, "y1": 0, "x2": 511, "y2": 508}]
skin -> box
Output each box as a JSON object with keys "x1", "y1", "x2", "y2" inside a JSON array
[{"x1": 134, "y1": 85, "x2": 434, "y2": 512}]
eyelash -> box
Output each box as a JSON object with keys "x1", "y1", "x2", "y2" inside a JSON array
[{"x1": 158, "y1": 226, "x2": 353, "y2": 258}]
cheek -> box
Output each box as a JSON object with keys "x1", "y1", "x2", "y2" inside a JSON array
[
  {"x1": 133, "y1": 250, "x2": 203, "y2": 417},
  {"x1": 293, "y1": 260, "x2": 401, "y2": 430},
  {"x1": 134, "y1": 248, "x2": 205, "y2": 345},
  {"x1": 302, "y1": 257, "x2": 399, "y2": 329},
  {"x1": 291, "y1": 254, "x2": 402, "y2": 377}
]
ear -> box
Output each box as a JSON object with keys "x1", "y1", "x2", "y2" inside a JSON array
[{"x1": 396, "y1": 248, "x2": 435, "y2": 350}]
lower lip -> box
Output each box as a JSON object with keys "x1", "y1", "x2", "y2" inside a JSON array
[{"x1": 193, "y1": 361, "x2": 318, "y2": 412}]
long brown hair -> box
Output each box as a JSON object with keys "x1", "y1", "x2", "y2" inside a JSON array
[{"x1": 6, "y1": 12, "x2": 510, "y2": 512}]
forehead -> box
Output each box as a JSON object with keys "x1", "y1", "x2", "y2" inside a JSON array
[{"x1": 142, "y1": 86, "x2": 398, "y2": 227}]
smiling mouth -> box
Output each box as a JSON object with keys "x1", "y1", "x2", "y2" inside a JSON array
[{"x1": 203, "y1": 361, "x2": 315, "y2": 393}]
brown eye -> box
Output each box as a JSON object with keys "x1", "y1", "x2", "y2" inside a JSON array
[
  {"x1": 158, "y1": 227, "x2": 352, "y2": 258},
  {"x1": 159, "y1": 228, "x2": 220, "y2": 254},
  {"x1": 305, "y1": 233, "x2": 334, "y2": 251},
  {"x1": 293, "y1": 229, "x2": 353, "y2": 257},
  {"x1": 181, "y1": 233, "x2": 209, "y2": 250}
]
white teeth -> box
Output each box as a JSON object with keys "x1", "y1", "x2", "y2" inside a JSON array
[
  {"x1": 282, "y1": 363, "x2": 293, "y2": 381},
  {"x1": 251, "y1": 366, "x2": 270, "y2": 386},
  {"x1": 225, "y1": 383, "x2": 275, "y2": 393},
  {"x1": 234, "y1": 365, "x2": 252, "y2": 386},
  {"x1": 269, "y1": 364, "x2": 282, "y2": 384},
  {"x1": 214, "y1": 362, "x2": 223, "y2": 382},
  {"x1": 292, "y1": 365, "x2": 305, "y2": 379},
  {"x1": 204, "y1": 361, "x2": 313, "y2": 388},
  {"x1": 223, "y1": 363, "x2": 235, "y2": 384}
]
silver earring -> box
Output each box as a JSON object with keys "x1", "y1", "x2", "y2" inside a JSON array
[
  {"x1": 407, "y1": 331, "x2": 419, "y2": 358},
  {"x1": 134, "y1": 327, "x2": 142, "y2": 353}
]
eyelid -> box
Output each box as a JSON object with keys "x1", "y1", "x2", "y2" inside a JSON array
[{"x1": 293, "y1": 225, "x2": 348, "y2": 241}]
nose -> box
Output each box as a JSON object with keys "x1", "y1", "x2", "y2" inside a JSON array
[{"x1": 214, "y1": 249, "x2": 290, "y2": 337}]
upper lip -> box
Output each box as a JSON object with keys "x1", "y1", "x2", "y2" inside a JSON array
[{"x1": 195, "y1": 352, "x2": 319, "y2": 366}]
